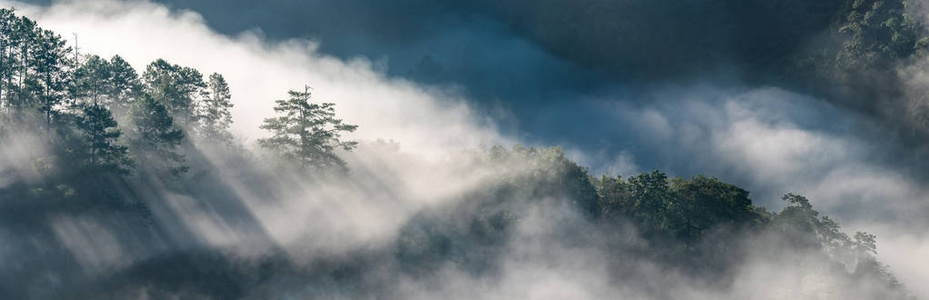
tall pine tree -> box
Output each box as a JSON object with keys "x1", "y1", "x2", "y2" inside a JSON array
[
  {"x1": 130, "y1": 93, "x2": 187, "y2": 175},
  {"x1": 107, "y1": 55, "x2": 141, "y2": 116},
  {"x1": 73, "y1": 103, "x2": 132, "y2": 175},
  {"x1": 142, "y1": 59, "x2": 205, "y2": 128},
  {"x1": 259, "y1": 85, "x2": 357, "y2": 170},
  {"x1": 72, "y1": 54, "x2": 111, "y2": 106},
  {"x1": 32, "y1": 28, "x2": 71, "y2": 136},
  {"x1": 197, "y1": 72, "x2": 234, "y2": 144}
]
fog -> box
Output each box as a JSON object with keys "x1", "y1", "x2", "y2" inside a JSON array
[{"x1": 1, "y1": 0, "x2": 927, "y2": 299}]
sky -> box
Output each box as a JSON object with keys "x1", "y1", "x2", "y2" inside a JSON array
[
  {"x1": 104, "y1": 0, "x2": 929, "y2": 222},
  {"x1": 4, "y1": 0, "x2": 929, "y2": 297}
]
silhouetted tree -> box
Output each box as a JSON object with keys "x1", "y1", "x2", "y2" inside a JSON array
[
  {"x1": 7, "y1": 13, "x2": 38, "y2": 119},
  {"x1": 107, "y1": 55, "x2": 142, "y2": 111},
  {"x1": 72, "y1": 54, "x2": 110, "y2": 105},
  {"x1": 669, "y1": 175, "x2": 755, "y2": 241},
  {"x1": 130, "y1": 93, "x2": 187, "y2": 175},
  {"x1": 142, "y1": 59, "x2": 205, "y2": 127},
  {"x1": 197, "y1": 72, "x2": 233, "y2": 143},
  {"x1": 32, "y1": 28, "x2": 71, "y2": 135},
  {"x1": 627, "y1": 170, "x2": 674, "y2": 236},
  {"x1": 72, "y1": 54, "x2": 141, "y2": 122},
  {"x1": 73, "y1": 103, "x2": 132, "y2": 175},
  {"x1": 0, "y1": 8, "x2": 16, "y2": 117},
  {"x1": 259, "y1": 85, "x2": 357, "y2": 170}
]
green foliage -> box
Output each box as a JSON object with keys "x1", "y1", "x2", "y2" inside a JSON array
[
  {"x1": 0, "y1": 10, "x2": 40, "y2": 117},
  {"x1": 142, "y1": 59, "x2": 206, "y2": 127},
  {"x1": 788, "y1": 0, "x2": 926, "y2": 108},
  {"x1": 593, "y1": 174, "x2": 630, "y2": 217},
  {"x1": 394, "y1": 145, "x2": 601, "y2": 276},
  {"x1": 108, "y1": 55, "x2": 142, "y2": 109},
  {"x1": 72, "y1": 55, "x2": 111, "y2": 105},
  {"x1": 72, "y1": 104, "x2": 132, "y2": 175},
  {"x1": 669, "y1": 175, "x2": 756, "y2": 241},
  {"x1": 595, "y1": 172, "x2": 758, "y2": 240},
  {"x1": 835, "y1": 0, "x2": 922, "y2": 72},
  {"x1": 197, "y1": 72, "x2": 234, "y2": 144},
  {"x1": 766, "y1": 193, "x2": 907, "y2": 296},
  {"x1": 32, "y1": 29, "x2": 72, "y2": 134},
  {"x1": 71, "y1": 54, "x2": 141, "y2": 116},
  {"x1": 259, "y1": 85, "x2": 358, "y2": 171},
  {"x1": 626, "y1": 171, "x2": 674, "y2": 235},
  {"x1": 771, "y1": 193, "x2": 822, "y2": 247},
  {"x1": 0, "y1": 9, "x2": 15, "y2": 109},
  {"x1": 130, "y1": 93, "x2": 187, "y2": 175},
  {"x1": 483, "y1": 145, "x2": 600, "y2": 215},
  {"x1": 0, "y1": 9, "x2": 72, "y2": 134}
]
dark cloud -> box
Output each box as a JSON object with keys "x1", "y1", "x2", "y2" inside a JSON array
[
  {"x1": 14, "y1": 0, "x2": 929, "y2": 203},
  {"x1": 149, "y1": 0, "x2": 843, "y2": 81},
  {"x1": 92, "y1": 0, "x2": 929, "y2": 192},
  {"x1": 16, "y1": 0, "x2": 929, "y2": 188},
  {"x1": 132, "y1": 0, "x2": 878, "y2": 142}
]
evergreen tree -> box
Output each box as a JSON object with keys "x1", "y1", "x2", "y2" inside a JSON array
[
  {"x1": 130, "y1": 93, "x2": 187, "y2": 175},
  {"x1": 72, "y1": 54, "x2": 111, "y2": 106},
  {"x1": 259, "y1": 85, "x2": 357, "y2": 170},
  {"x1": 142, "y1": 59, "x2": 205, "y2": 127},
  {"x1": 197, "y1": 72, "x2": 234, "y2": 143},
  {"x1": 0, "y1": 10, "x2": 73, "y2": 138},
  {"x1": 31, "y1": 28, "x2": 71, "y2": 135},
  {"x1": 72, "y1": 55, "x2": 141, "y2": 120},
  {"x1": 0, "y1": 8, "x2": 16, "y2": 116},
  {"x1": 6, "y1": 13, "x2": 38, "y2": 122},
  {"x1": 107, "y1": 55, "x2": 141, "y2": 115},
  {"x1": 73, "y1": 103, "x2": 132, "y2": 175}
]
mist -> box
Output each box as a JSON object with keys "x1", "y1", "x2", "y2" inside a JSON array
[{"x1": 1, "y1": 0, "x2": 928, "y2": 299}]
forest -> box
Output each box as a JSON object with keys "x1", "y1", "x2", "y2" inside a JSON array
[{"x1": 0, "y1": 2, "x2": 922, "y2": 300}]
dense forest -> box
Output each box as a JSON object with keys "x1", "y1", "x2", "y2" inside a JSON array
[{"x1": 0, "y1": 4, "x2": 920, "y2": 300}]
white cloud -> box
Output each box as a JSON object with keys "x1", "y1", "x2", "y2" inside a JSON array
[
  {"x1": 601, "y1": 86, "x2": 929, "y2": 297},
  {"x1": 2, "y1": 1, "x2": 927, "y2": 298},
  {"x1": 7, "y1": 0, "x2": 508, "y2": 156}
]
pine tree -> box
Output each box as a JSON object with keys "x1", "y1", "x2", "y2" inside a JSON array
[
  {"x1": 130, "y1": 93, "x2": 187, "y2": 175},
  {"x1": 107, "y1": 55, "x2": 141, "y2": 115},
  {"x1": 197, "y1": 72, "x2": 234, "y2": 143},
  {"x1": 72, "y1": 55, "x2": 141, "y2": 121},
  {"x1": 74, "y1": 103, "x2": 132, "y2": 175},
  {"x1": 72, "y1": 54, "x2": 111, "y2": 106},
  {"x1": 5, "y1": 13, "x2": 38, "y2": 123},
  {"x1": 0, "y1": 8, "x2": 16, "y2": 117},
  {"x1": 142, "y1": 59, "x2": 205, "y2": 127},
  {"x1": 32, "y1": 28, "x2": 71, "y2": 136},
  {"x1": 259, "y1": 85, "x2": 357, "y2": 170}
]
